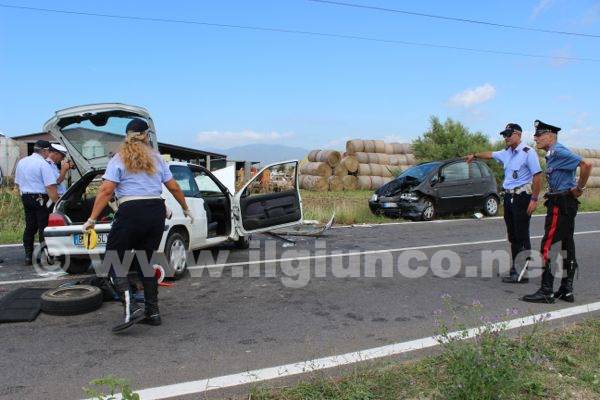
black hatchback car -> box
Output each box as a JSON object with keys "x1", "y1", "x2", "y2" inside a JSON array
[{"x1": 369, "y1": 159, "x2": 499, "y2": 221}]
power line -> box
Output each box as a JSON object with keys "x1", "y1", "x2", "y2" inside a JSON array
[
  {"x1": 309, "y1": 0, "x2": 600, "y2": 39},
  {"x1": 0, "y1": 3, "x2": 599, "y2": 62}
]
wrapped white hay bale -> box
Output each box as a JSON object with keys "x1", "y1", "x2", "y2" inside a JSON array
[
  {"x1": 355, "y1": 152, "x2": 369, "y2": 164},
  {"x1": 371, "y1": 176, "x2": 385, "y2": 189},
  {"x1": 346, "y1": 139, "x2": 365, "y2": 154},
  {"x1": 369, "y1": 163, "x2": 383, "y2": 176},
  {"x1": 385, "y1": 143, "x2": 394, "y2": 154},
  {"x1": 328, "y1": 176, "x2": 344, "y2": 191},
  {"x1": 374, "y1": 140, "x2": 386, "y2": 154},
  {"x1": 363, "y1": 140, "x2": 376, "y2": 153},
  {"x1": 342, "y1": 175, "x2": 358, "y2": 190},
  {"x1": 367, "y1": 153, "x2": 380, "y2": 164},
  {"x1": 300, "y1": 162, "x2": 332, "y2": 177},
  {"x1": 358, "y1": 163, "x2": 371, "y2": 176},
  {"x1": 300, "y1": 175, "x2": 328, "y2": 191},
  {"x1": 341, "y1": 156, "x2": 359, "y2": 173},
  {"x1": 333, "y1": 164, "x2": 348, "y2": 177},
  {"x1": 357, "y1": 176, "x2": 372, "y2": 190}
]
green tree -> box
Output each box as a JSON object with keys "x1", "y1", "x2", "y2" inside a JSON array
[{"x1": 412, "y1": 116, "x2": 490, "y2": 161}]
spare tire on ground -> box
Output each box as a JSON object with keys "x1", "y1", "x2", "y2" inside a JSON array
[{"x1": 41, "y1": 285, "x2": 103, "y2": 316}]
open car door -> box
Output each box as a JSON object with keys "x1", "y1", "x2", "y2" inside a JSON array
[{"x1": 233, "y1": 161, "x2": 302, "y2": 235}]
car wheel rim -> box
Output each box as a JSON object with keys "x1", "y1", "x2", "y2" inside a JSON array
[
  {"x1": 170, "y1": 239, "x2": 187, "y2": 273},
  {"x1": 486, "y1": 198, "x2": 498, "y2": 214},
  {"x1": 423, "y1": 202, "x2": 434, "y2": 219}
]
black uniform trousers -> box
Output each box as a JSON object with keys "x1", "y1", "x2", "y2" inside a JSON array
[
  {"x1": 21, "y1": 193, "x2": 50, "y2": 257},
  {"x1": 105, "y1": 199, "x2": 166, "y2": 311},
  {"x1": 540, "y1": 193, "x2": 578, "y2": 268},
  {"x1": 503, "y1": 192, "x2": 532, "y2": 270}
]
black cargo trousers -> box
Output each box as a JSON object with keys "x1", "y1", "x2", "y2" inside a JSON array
[
  {"x1": 503, "y1": 191, "x2": 532, "y2": 271},
  {"x1": 105, "y1": 199, "x2": 166, "y2": 312},
  {"x1": 21, "y1": 193, "x2": 50, "y2": 258}
]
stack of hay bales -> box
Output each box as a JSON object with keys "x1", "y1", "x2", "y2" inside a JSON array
[
  {"x1": 299, "y1": 150, "x2": 360, "y2": 191},
  {"x1": 345, "y1": 139, "x2": 416, "y2": 190},
  {"x1": 572, "y1": 148, "x2": 600, "y2": 188}
]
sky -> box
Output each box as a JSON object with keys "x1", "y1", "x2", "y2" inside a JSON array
[{"x1": 1, "y1": 0, "x2": 599, "y2": 151}]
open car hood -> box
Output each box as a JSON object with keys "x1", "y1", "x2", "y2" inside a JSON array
[{"x1": 43, "y1": 103, "x2": 158, "y2": 175}]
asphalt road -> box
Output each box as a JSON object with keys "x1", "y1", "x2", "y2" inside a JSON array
[{"x1": 1, "y1": 213, "x2": 600, "y2": 399}]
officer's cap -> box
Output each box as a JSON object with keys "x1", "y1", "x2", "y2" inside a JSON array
[
  {"x1": 125, "y1": 118, "x2": 149, "y2": 134},
  {"x1": 500, "y1": 123, "x2": 522, "y2": 137},
  {"x1": 33, "y1": 140, "x2": 51, "y2": 150},
  {"x1": 534, "y1": 120, "x2": 561, "y2": 135},
  {"x1": 49, "y1": 143, "x2": 67, "y2": 155}
]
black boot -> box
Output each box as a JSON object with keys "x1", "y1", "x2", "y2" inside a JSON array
[
  {"x1": 502, "y1": 267, "x2": 529, "y2": 283},
  {"x1": 141, "y1": 278, "x2": 161, "y2": 326},
  {"x1": 555, "y1": 260, "x2": 577, "y2": 303},
  {"x1": 522, "y1": 267, "x2": 555, "y2": 303},
  {"x1": 112, "y1": 289, "x2": 145, "y2": 333}
]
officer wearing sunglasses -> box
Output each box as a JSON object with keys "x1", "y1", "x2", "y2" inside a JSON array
[
  {"x1": 466, "y1": 123, "x2": 542, "y2": 283},
  {"x1": 522, "y1": 120, "x2": 592, "y2": 303}
]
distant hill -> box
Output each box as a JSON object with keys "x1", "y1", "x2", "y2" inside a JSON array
[{"x1": 206, "y1": 144, "x2": 310, "y2": 165}]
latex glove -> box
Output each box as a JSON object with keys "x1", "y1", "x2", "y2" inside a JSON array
[
  {"x1": 82, "y1": 218, "x2": 96, "y2": 232},
  {"x1": 183, "y1": 208, "x2": 194, "y2": 224},
  {"x1": 165, "y1": 205, "x2": 173, "y2": 220}
]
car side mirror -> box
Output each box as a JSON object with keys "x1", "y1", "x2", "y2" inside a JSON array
[{"x1": 430, "y1": 176, "x2": 438, "y2": 186}]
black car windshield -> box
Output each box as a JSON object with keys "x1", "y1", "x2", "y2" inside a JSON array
[{"x1": 397, "y1": 162, "x2": 441, "y2": 182}]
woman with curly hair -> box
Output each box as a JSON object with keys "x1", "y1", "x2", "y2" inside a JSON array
[{"x1": 84, "y1": 118, "x2": 191, "y2": 333}]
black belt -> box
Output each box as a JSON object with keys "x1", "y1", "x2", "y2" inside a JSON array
[
  {"x1": 22, "y1": 193, "x2": 47, "y2": 196},
  {"x1": 545, "y1": 190, "x2": 572, "y2": 198}
]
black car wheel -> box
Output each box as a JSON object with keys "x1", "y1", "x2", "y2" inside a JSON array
[
  {"x1": 421, "y1": 199, "x2": 436, "y2": 221},
  {"x1": 483, "y1": 195, "x2": 499, "y2": 216},
  {"x1": 41, "y1": 285, "x2": 103, "y2": 316}
]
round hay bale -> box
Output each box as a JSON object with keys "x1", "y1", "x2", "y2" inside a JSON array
[
  {"x1": 341, "y1": 156, "x2": 359, "y2": 173},
  {"x1": 367, "y1": 153, "x2": 379, "y2": 164},
  {"x1": 333, "y1": 164, "x2": 348, "y2": 177},
  {"x1": 391, "y1": 143, "x2": 403, "y2": 154},
  {"x1": 357, "y1": 176, "x2": 372, "y2": 190},
  {"x1": 371, "y1": 176, "x2": 385, "y2": 189},
  {"x1": 377, "y1": 153, "x2": 390, "y2": 165},
  {"x1": 355, "y1": 152, "x2": 369, "y2": 164},
  {"x1": 346, "y1": 139, "x2": 364, "y2": 154},
  {"x1": 363, "y1": 140, "x2": 375, "y2": 153},
  {"x1": 314, "y1": 150, "x2": 341, "y2": 167},
  {"x1": 586, "y1": 176, "x2": 600, "y2": 187},
  {"x1": 585, "y1": 158, "x2": 600, "y2": 168},
  {"x1": 358, "y1": 163, "x2": 371, "y2": 176},
  {"x1": 307, "y1": 150, "x2": 320, "y2": 162},
  {"x1": 395, "y1": 154, "x2": 408, "y2": 165},
  {"x1": 300, "y1": 175, "x2": 328, "y2": 191},
  {"x1": 400, "y1": 165, "x2": 411, "y2": 172},
  {"x1": 369, "y1": 163, "x2": 383, "y2": 176},
  {"x1": 381, "y1": 165, "x2": 393, "y2": 177},
  {"x1": 384, "y1": 143, "x2": 394, "y2": 154},
  {"x1": 382, "y1": 177, "x2": 393, "y2": 185},
  {"x1": 401, "y1": 143, "x2": 413, "y2": 154},
  {"x1": 342, "y1": 175, "x2": 358, "y2": 190},
  {"x1": 300, "y1": 162, "x2": 332, "y2": 177},
  {"x1": 405, "y1": 154, "x2": 417, "y2": 165},
  {"x1": 328, "y1": 176, "x2": 344, "y2": 191},
  {"x1": 374, "y1": 140, "x2": 386, "y2": 154},
  {"x1": 388, "y1": 155, "x2": 399, "y2": 166}
]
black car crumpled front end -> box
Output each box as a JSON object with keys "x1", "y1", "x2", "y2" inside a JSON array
[{"x1": 368, "y1": 176, "x2": 426, "y2": 219}]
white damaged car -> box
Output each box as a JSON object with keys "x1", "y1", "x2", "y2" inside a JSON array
[{"x1": 43, "y1": 103, "x2": 303, "y2": 276}]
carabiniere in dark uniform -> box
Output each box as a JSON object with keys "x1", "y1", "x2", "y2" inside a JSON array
[{"x1": 523, "y1": 120, "x2": 592, "y2": 303}]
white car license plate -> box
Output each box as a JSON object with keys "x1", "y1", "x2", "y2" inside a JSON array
[
  {"x1": 73, "y1": 232, "x2": 108, "y2": 247},
  {"x1": 382, "y1": 202, "x2": 398, "y2": 208}
]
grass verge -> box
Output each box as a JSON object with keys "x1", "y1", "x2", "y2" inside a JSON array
[{"x1": 248, "y1": 316, "x2": 600, "y2": 400}]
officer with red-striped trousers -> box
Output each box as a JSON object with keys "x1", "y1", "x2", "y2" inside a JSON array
[{"x1": 523, "y1": 120, "x2": 592, "y2": 303}]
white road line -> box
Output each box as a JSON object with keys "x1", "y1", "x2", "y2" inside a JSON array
[
  {"x1": 188, "y1": 229, "x2": 600, "y2": 271},
  {"x1": 0, "y1": 276, "x2": 71, "y2": 286},
  {"x1": 104, "y1": 301, "x2": 600, "y2": 400}
]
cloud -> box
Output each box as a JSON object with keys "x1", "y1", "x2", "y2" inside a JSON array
[
  {"x1": 531, "y1": 0, "x2": 554, "y2": 19},
  {"x1": 196, "y1": 130, "x2": 294, "y2": 147},
  {"x1": 448, "y1": 83, "x2": 496, "y2": 108}
]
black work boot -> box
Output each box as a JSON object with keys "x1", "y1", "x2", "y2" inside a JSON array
[
  {"x1": 555, "y1": 260, "x2": 577, "y2": 303},
  {"x1": 502, "y1": 267, "x2": 529, "y2": 283},
  {"x1": 522, "y1": 267, "x2": 555, "y2": 304},
  {"x1": 24, "y1": 251, "x2": 33, "y2": 266},
  {"x1": 112, "y1": 289, "x2": 145, "y2": 333},
  {"x1": 141, "y1": 278, "x2": 161, "y2": 326}
]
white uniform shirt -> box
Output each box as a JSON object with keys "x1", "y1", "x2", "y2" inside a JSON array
[
  {"x1": 15, "y1": 153, "x2": 57, "y2": 194},
  {"x1": 46, "y1": 159, "x2": 67, "y2": 195},
  {"x1": 102, "y1": 152, "x2": 173, "y2": 198}
]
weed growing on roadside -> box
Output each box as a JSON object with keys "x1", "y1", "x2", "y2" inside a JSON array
[{"x1": 83, "y1": 376, "x2": 139, "y2": 400}]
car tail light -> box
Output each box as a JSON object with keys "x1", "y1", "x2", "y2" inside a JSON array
[{"x1": 47, "y1": 213, "x2": 67, "y2": 227}]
